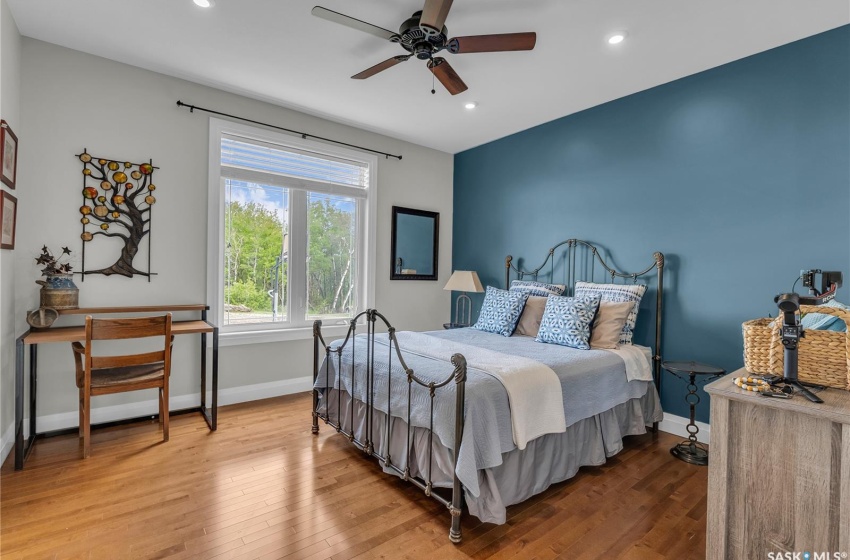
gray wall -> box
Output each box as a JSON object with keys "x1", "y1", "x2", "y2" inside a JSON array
[
  {"x1": 2, "y1": 38, "x2": 453, "y2": 456},
  {"x1": 0, "y1": 0, "x2": 21, "y2": 454}
]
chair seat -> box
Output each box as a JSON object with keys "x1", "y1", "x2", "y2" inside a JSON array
[{"x1": 90, "y1": 362, "x2": 166, "y2": 390}]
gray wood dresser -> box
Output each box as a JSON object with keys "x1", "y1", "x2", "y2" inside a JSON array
[{"x1": 705, "y1": 369, "x2": 850, "y2": 559}]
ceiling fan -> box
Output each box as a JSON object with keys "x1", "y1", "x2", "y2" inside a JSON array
[{"x1": 311, "y1": 0, "x2": 537, "y2": 95}]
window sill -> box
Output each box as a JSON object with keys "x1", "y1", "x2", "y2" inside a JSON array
[{"x1": 218, "y1": 323, "x2": 352, "y2": 347}]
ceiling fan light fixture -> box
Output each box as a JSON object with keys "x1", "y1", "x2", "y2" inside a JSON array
[
  {"x1": 193, "y1": 0, "x2": 215, "y2": 7},
  {"x1": 607, "y1": 32, "x2": 626, "y2": 45},
  {"x1": 464, "y1": 102, "x2": 477, "y2": 110},
  {"x1": 312, "y1": 2, "x2": 535, "y2": 95}
]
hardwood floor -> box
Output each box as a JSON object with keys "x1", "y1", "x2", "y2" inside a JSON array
[{"x1": 1, "y1": 393, "x2": 707, "y2": 559}]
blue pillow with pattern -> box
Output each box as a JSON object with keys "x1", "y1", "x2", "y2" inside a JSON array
[
  {"x1": 510, "y1": 279, "x2": 566, "y2": 298},
  {"x1": 801, "y1": 299, "x2": 849, "y2": 331},
  {"x1": 472, "y1": 286, "x2": 529, "y2": 337},
  {"x1": 536, "y1": 294, "x2": 601, "y2": 350}
]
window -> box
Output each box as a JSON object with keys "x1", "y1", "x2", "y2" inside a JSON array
[{"x1": 209, "y1": 119, "x2": 376, "y2": 343}]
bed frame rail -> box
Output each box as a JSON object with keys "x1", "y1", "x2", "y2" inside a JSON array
[{"x1": 312, "y1": 309, "x2": 467, "y2": 543}]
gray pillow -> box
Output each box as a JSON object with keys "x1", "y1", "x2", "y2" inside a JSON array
[
  {"x1": 589, "y1": 301, "x2": 634, "y2": 349},
  {"x1": 514, "y1": 296, "x2": 548, "y2": 337}
]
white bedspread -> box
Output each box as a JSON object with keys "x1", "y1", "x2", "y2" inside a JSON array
[
  {"x1": 393, "y1": 331, "x2": 567, "y2": 450},
  {"x1": 604, "y1": 345, "x2": 654, "y2": 382}
]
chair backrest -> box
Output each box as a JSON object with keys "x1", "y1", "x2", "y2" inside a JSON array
[{"x1": 84, "y1": 314, "x2": 173, "y2": 370}]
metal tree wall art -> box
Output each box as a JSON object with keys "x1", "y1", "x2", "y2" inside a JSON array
[{"x1": 77, "y1": 150, "x2": 158, "y2": 280}]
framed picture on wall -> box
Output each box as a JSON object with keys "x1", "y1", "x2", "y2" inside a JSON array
[
  {"x1": 1, "y1": 120, "x2": 18, "y2": 189},
  {"x1": 1, "y1": 190, "x2": 17, "y2": 249}
]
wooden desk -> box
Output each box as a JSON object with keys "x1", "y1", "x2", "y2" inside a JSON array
[
  {"x1": 705, "y1": 369, "x2": 850, "y2": 558},
  {"x1": 14, "y1": 305, "x2": 219, "y2": 470}
]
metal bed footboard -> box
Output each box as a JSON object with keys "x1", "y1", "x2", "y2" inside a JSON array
[{"x1": 311, "y1": 309, "x2": 468, "y2": 544}]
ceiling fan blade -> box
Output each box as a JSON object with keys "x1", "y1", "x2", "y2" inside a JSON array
[
  {"x1": 311, "y1": 6, "x2": 396, "y2": 41},
  {"x1": 420, "y1": 0, "x2": 453, "y2": 36},
  {"x1": 448, "y1": 32, "x2": 537, "y2": 54},
  {"x1": 427, "y1": 57, "x2": 467, "y2": 95},
  {"x1": 352, "y1": 56, "x2": 412, "y2": 80}
]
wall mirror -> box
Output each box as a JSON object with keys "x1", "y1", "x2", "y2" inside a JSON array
[{"x1": 390, "y1": 206, "x2": 439, "y2": 281}]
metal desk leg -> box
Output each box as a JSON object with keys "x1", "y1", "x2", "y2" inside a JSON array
[
  {"x1": 199, "y1": 327, "x2": 218, "y2": 431},
  {"x1": 14, "y1": 338, "x2": 24, "y2": 470},
  {"x1": 29, "y1": 344, "x2": 37, "y2": 444},
  {"x1": 200, "y1": 331, "x2": 207, "y2": 412},
  {"x1": 15, "y1": 341, "x2": 38, "y2": 470},
  {"x1": 212, "y1": 327, "x2": 218, "y2": 430}
]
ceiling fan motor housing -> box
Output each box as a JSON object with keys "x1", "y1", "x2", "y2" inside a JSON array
[{"x1": 396, "y1": 11, "x2": 448, "y2": 59}]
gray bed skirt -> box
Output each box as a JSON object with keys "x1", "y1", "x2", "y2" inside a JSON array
[{"x1": 318, "y1": 385, "x2": 663, "y2": 525}]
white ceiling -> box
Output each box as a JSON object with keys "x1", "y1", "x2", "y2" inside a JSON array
[{"x1": 8, "y1": 0, "x2": 849, "y2": 154}]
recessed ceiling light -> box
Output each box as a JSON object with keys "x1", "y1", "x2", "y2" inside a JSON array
[
  {"x1": 464, "y1": 102, "x2": 478, "y2": 110},
  {"x1": 194, "y1": 0, "x2": 215, "y2": 7},
  {"x1": 607, "y1": 32, "x2": 626, "y2": 45}
]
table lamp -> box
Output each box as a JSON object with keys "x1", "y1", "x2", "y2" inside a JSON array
[{"x1": 443, "y1": 271, "x2": 484, "y2": 326}]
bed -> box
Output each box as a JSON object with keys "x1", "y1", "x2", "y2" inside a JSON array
[{"x1": 311, "y1": 239, "x2": 665, "y2": 543}]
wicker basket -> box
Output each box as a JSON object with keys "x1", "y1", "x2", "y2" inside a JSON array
[{"x1": 742, "y1": 304, "x2": 850, "y2": 390}]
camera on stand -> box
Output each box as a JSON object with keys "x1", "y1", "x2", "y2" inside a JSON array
[{"x1": 773, "y1": 269, "x2": 843, "y2": 403}]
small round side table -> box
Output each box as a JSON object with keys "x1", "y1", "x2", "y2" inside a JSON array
[{"x1": 662, "y1": 360, "x2": 725, "y2": 466}]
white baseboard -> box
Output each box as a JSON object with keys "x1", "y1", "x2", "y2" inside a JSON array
[
  {"x1": 657, "y1": 413, "x2": 710, "y2": 444},
  {"x1": 0, "y1": 376, "x2": 312, "y2": 466},
  {"x1": 0, "y1": 423, "x2": 13, "y2": 466}
]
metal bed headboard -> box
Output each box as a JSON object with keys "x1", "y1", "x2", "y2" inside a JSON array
[{"x1": 505, "y1": 238, "x2": 665, "y2": 395}]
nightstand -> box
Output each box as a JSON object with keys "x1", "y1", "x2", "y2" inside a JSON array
[
  {"x1": 705, "y1": 370, "x2": 850, "y2": 557},
  {"x1": 663, "y1": 360, "x2": 725, "y2": 466}
]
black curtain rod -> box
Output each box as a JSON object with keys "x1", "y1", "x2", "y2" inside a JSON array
[{"x1": 176, "y1": 100, "x2": 402, "y2": 161}]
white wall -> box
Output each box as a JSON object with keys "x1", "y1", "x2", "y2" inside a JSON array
[
  {"x1": 3, "y1": 38, "x2": 452, "y2": 456},
  {"x1": 0, "y1": 0, "x2": 21, "y2": 458}
]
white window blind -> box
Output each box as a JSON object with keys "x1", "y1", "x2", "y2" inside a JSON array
[{"x1": 221, "y1": 136, "x2": 370, "y2": 189}]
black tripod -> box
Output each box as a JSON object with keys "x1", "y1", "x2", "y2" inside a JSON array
[
  {"x1": 774, "y1": 270, "x2": 843, "y2": 404},
  {"x1": 775, "y1": 293, "x2": 823, "y2": 403}
]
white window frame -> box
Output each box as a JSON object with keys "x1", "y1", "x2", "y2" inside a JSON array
[{"x1": 207, "y1": 118, "x2": 377, "y2": 345}]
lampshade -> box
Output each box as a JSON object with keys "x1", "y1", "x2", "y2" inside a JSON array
[{"x1": 443, "y1": 270, "x2": 484, "y2": 293}]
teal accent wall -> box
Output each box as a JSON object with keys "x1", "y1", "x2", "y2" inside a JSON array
[{"x1": 452, "y1": 26, "x2": 850, "y2": 422}]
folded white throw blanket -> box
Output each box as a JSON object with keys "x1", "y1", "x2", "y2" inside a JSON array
[
  {"x1": 604, "y1": 344, "x2": 654, "y2": 382},
  {"x1": 394, "y1": 331, "x2": 567, "y2": 450}
]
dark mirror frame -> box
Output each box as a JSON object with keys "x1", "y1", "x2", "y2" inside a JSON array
[{"x1": 390, "y1": 206, "x2": 439, "y2": 281}]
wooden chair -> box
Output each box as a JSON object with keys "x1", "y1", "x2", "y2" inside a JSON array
[{"x1": 71, "y1": 314, "x2": 173, "y2": 458}]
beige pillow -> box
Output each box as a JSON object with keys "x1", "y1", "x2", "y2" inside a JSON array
[
  {"x1": 514, "y1": 296, "x2": 548, "y2": 337},
  {"x1": 590, "y1": 301, "x2": 634, "y2": 349}
]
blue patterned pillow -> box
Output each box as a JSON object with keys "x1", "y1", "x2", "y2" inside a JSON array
[
  {"x1": 510, "y1": 279, "x2": 566, "y2": 298},
  {"x1": 801, "y1": 299, "x2": 849, "y2": 331},
  {"x1": 574, "y1": 282, "x2": 646, "y2": 345},
  {"x1": 472, "y1": 286, "x2": 529, "y2": 337},
  {"x1": 535, "y1": 294, "x2": 601, "y2": 350}
]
